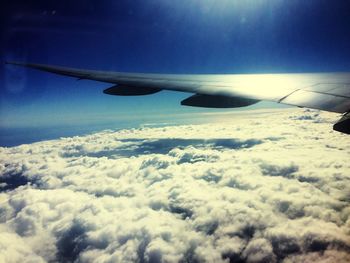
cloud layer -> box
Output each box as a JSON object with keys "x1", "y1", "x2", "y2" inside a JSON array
[{"x1": 0, "y1": 109, "x2": 349, "y2": 262}]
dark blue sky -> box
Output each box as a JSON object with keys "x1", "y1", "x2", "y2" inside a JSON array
[{"x1": 1, "y1": 0, "x2": 350, "y2": 145}]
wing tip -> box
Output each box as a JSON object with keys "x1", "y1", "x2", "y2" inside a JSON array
[{"x1": 5, "y1": 61, "x2": 27, "y2": 66}]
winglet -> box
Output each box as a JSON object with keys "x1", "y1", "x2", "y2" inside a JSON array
[{"x1": 333, "y1": 112, "x2": 350, "y2": 134}]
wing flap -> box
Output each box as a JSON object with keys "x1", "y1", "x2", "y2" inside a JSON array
[
  {"x1": 281, "y1": 90, "x2": 350, "y2": 113},
  {"x1": 303, "y1": 83, "x2": 350, "y2": 96},
  {"x1": 328, "y1": 86, "x2": 350, "y2": 97}
]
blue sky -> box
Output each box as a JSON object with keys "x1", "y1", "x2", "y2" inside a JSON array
[{"x1": 1, "y1": 0, "x2": 350, "y2": 145}]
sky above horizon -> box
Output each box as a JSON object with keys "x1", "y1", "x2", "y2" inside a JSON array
[{"x1": 1, "y1": 0, "x2": 350, "y2": 145}]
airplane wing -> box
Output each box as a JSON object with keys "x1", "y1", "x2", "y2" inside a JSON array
[{"x1": 6, "y1": 61, "x2": 350, "y2": 134}]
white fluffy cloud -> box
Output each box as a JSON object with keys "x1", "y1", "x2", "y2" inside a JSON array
[{"x1": 0, "y1": 108, "x2": 349, "y2": 262}]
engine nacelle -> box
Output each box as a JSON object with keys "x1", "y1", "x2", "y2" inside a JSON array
[
  {"x1": 103, "y1": 85, "x2": 161, "y2": 96},
  {"x1": 181, "y1": 94, "x2": 260, "y2": 108}
]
